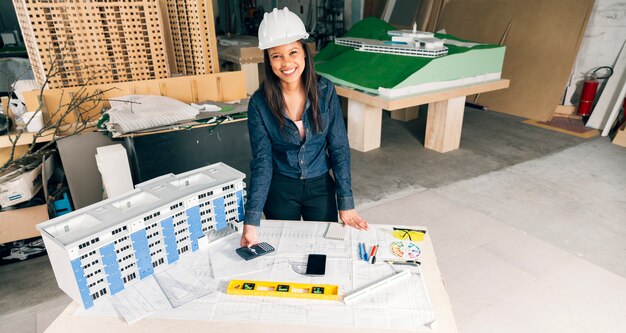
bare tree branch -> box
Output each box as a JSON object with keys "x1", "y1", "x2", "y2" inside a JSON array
[{"x1": 1, "y1": 45, "x2": 113, "y2": 174}]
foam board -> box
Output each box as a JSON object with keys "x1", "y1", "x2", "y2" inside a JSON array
[{"x1": 0, "y1": 204, "x2": 48, "y2": 243}]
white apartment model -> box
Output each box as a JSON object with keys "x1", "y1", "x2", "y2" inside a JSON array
[
  {"x1": 37, "y1": 163, "x2": 245, "y2": 309},
  {"x1": 336, "y1": 24, "x2": 448, "y2": 58}
]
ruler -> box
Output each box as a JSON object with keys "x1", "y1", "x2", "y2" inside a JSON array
[
  {"x1": 226, "y1": 280, "x2": 339, "y2": 301},
  {"x1": 343, "y1": 269, "x2": 411, "y2": 304}
]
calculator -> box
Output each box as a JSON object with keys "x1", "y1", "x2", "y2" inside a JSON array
[{"x1": 235, "y1": 242, "x2": 276, "y2": 261}]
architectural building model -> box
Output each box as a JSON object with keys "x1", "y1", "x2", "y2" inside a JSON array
[
  {"x1": 335, "y1": 24, "x2": 448, "y2": 58},
  {"x1": 36, "y1": 163, "x2": 246, "y2": 309},
  {"x1": 316, "y1": 18, "x2": 504, "y2": 98},
  {"x1": 163, "y1": 0, "x2": 219, "y2": 75},
  {"x1": 13, "y1": 0, "x2": 170, "y2": 89},
  {"x1": 13, "y1": 0, "x2": 221, "y2": 88}
]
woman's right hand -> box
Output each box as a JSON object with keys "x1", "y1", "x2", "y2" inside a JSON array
[
  {"x1": 240, "y1": 224, "x2": 258, "y2": 247},
  {"x1": 339, "y1": 209, "x2": 369, "y2": 231}
]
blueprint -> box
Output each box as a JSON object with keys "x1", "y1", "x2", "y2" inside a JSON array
[
  {"x1": 73, "y1": 276, "x2": 172, "y2": 323},
  {"x1": 74, "y1": 222, "x2": 435, "y2": 329},
  {"x1": 153, "y1": 264, "x2": 213, "y2": 308},
  {"x1": 73, "y1": 261, "x2": 218, "y2": 322}
]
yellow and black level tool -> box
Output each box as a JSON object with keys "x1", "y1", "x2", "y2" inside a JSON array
[{"x1": 226, "y1": 280, "x2": 339, "y2": 301}]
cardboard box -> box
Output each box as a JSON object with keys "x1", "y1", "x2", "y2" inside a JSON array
[
  {"x1": 0, "y1": 204, "x2": 48, "y2": 243},
  {"x1": 0, "y1": 155, "x2": 53, "y2": 208},
  {"x1": 613, "y1": 125, "x2": 626, "y2": 148}
]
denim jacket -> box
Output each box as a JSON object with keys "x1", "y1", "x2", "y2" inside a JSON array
[{"x1": 244, "y1": 76, "x2": 354, "y2": 226}]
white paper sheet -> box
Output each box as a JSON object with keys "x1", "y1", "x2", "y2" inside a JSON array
[
  {"x1": 76, "y1": 263, "x2": 219, "y2": 323},
  {"x1": 105, "y1": 95, "x2": 199, "y2": 133},
  {"x1": 154, "y1": 264, "x2": 213, "y2": 308},
  {"x1": 109, "y1": 276, "x2": 171, "y2": 324}
]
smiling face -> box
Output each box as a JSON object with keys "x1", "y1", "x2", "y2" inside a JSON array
[{"x1": 267, "y1": 41, "x2": 306, "y2": 88}]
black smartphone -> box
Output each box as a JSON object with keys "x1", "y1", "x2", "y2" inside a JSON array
[{"x1": 305, "y1": 254, "x2": 326, "y2": 275}]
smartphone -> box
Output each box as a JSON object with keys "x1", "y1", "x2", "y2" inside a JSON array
[{"x1": 305, "y1": 254, "x2": 326, "y2": 275}]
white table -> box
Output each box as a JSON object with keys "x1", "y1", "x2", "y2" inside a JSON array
[{"x1": 44, "y1": 221, "x2": 458, "y2": 333}]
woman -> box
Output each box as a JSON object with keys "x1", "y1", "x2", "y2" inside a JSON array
[{"x1": 241, "y1": 8, "x2": 368, "y2": 247}]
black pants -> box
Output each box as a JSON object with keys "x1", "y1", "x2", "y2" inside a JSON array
[{"x1": 263, "y1": 172, "x2": 339, "y2": 222}]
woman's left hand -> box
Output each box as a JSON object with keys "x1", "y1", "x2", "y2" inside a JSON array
[{"x1": 339, "y1": 209, "x2": 369, "y2": 230}]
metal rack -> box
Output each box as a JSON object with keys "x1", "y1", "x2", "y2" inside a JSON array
[{"x1": 314, "y1": 0, "x2": 344, "y2": 49}]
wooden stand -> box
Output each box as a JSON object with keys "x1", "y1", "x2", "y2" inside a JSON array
[
  {"x1": 613, "y1": 124, "x2": 626, "y2": 148},
  {"x1": 425, "y1": 96, "x2": 466, "y2": 153},
  {"x1": 240, "y1": 63, "x2": 260, "y2": 96},
  {"x1": 390, "y1": 106, "x2": 420, "y2": 121},
  {"x1": 217, "y1": 36, "x2": 270, "y2": 96},
  {"x1": 336, "y1": 79, "x2": 510, "y2": 153},
  {"x1": 347, "y1": 100, "x2": 383, "y2": 152}
]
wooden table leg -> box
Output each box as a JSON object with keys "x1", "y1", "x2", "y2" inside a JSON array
[
  {"x1": 347, "y1": 99, "x2": 383, "y2": 152},
  {"x1": 425, "y1": 96, "x2": 466, "y2": 153},
  {"x1": 391, "y1": 106, "x2": 419, "y2": 121},
  {"x1": 240, "y1": 63, "x2": 259, "y2": 96}
]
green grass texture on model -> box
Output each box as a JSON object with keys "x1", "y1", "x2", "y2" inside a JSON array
[{"x1": 314, "y1": 18, "x2": 505, "y2": 93}]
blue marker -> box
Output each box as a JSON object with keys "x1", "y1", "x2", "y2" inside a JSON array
[
  {"x1": 358, "y1": 242, "x2": 364, "y2": 260},
  {"x1": 364, "y1": 244, "x2": 369, "y2": 261},
  {"x1": 360, "y1": 243, "x2": 367, "y2": 261}
]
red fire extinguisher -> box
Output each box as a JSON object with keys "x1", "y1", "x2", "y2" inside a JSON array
[{"x1": 577, "y1": 66, "x2": 613, "y2": 117}]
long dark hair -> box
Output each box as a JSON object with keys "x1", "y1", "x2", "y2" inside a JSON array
[{"x1": 261, "y1": 40, "x2": 321, "y2": 132}]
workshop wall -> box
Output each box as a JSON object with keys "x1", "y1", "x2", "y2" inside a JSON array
[{"x1": 439, "y1": 0, "x2": 595, "y2": 121}]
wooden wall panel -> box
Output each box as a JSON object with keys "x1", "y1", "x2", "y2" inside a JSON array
[
  {"x1": 22, "y1": 72, "x2": 245, "y2": 124},
  {"x1": 438, "y1": 0, "x2": 594, "y2": 121}
]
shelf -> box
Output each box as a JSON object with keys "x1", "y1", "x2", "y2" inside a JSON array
[
  {"x1": 0, "y1": 123, "x2": 96, "y2": 149},
  {"x1": 0, "y1": 129, "x2": 55, "y2": 149}
]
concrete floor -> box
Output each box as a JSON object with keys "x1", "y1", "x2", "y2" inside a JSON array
[
  {"x1": 350, "y1": 106, "x2": 587, "y2": 206},
  {"x1": 1, "y1": 107, "x2": 624, "y2": 332}
]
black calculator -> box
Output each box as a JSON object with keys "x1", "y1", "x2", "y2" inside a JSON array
[{"x1": 235, "y1": 242, "x2": 275, "y2": 261}]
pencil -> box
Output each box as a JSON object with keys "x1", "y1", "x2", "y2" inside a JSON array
[{"x1": 384, "y1": 260, "x2": 421, "y2": 266}]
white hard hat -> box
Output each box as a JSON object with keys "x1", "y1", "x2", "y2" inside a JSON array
[{"x1": 258, "y1": 8, "x2": 309, "y2": 50}]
